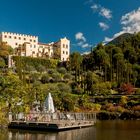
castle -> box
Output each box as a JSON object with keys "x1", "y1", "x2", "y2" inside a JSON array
[{"x1": 0, "y1": 32, "x2": 70, "y2": 67}]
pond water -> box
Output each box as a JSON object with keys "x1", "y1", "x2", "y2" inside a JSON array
[{"x1": 0, "y1": 120, "x2": 140, "y2": 140}]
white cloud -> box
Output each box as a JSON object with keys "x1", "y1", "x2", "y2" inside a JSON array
[
  {"x1": 90, "y1": 4, "x2": 112, "y2": 20},
  {"x1": 75, "y1": 32, "x2": 90, "y2": 48},
  {"x1": 75, "y1": 32, "x2": 86, "y2": 42},
  {"x1": 121, "y1": 7, "x2": 140, "y2": 33},
  {"x1": 82, "y1": 51, "x2": 91, "y2": 55},
  {"x1": 77, "y1": 41, "x2": 84, "y2": 46},
  {"x1": 103, "y1": 7, "x2": 140, "y2": 44},
  {"x1": 85, "y1": 0, "x2": 93, "y2": 4},
  {"x1": 104, "y1": 37, "x2": 113, "y2": 43},
  {"x1": 82, "y1": 43, "x2": 89, "y2": 48},
  {"x1": 91, "y1": 4, "x2": 98, "y2": 11},
  {"x1": 99, "y1": 7, "x2": 112, "y2": 19},
  {"x1": 99, "y1": 22, "x2": 109, "y2": 30}
]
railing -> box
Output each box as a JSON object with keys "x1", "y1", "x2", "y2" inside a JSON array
[{"x1": 9, "y1": 112, "x2": 96, "y2": 123}]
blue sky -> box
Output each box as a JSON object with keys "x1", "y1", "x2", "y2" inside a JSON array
[{"x1": 0, "y1": 0, "x2": 140, "y2": 54}]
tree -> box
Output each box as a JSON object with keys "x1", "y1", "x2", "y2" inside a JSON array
[
  {"x1": 0, "y1": 73, "x2": 26, "y2": 113},
  {"x1": 113, "y1": 52, "x2": 124, "y2": 84},
  {"x1": 94, "y1": 44, "x2": 110, "y2": 81},
  {"x1": 92, "y1": 82, "x2": 111, "y2": 96},
  {"x1": 84, "y1": 71, "x2": 99, "y2": 94},
  {"x1": 119, "y1": 83, "x2": 135, "y2": 95},
  {"x1": 70, "y1": 52, "x2": 83, "y2": 82},
  {"x1": 0, "y1": 42, "x2": 13, "y2": 59},
  {"x1": 0, "y1": 42, "x2": 13, "y2": 66}
]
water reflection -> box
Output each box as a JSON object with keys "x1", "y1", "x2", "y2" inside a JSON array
[
  {"x1": 0, "y1": 121, "x2": 140, "y2": 140},
  {"x1": 7, "y1": 127, "x2": 96, "y2": 140},
  {"x1": 96, "y1": 120, "x2": 140, "y2": 140}
]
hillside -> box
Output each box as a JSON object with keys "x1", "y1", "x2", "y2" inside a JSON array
[{"x1": 107, "y1": 33, "x2": 133, "y2": 46}]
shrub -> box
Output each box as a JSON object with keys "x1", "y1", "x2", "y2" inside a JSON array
[
  {"x1": 25, "y1": 65, "x2": 36, "y2": 72},
  {"x1": 63, "y1": 73, "x2": 72, "y2": 81},
  {"x1": 51, "y1": 72, "x2": 62, "y2": 82},
  {"x1": 119, "y1": 83, "x2": 135, "y2": 94},
  {"x1": 13, "y1": 56, "x2": 58, "y2": 70},
  {"x1": 57, "y1": 67, "x2": 67, "y2": 74},
  {"x1": 92, "y1": 82, "x2": 112, "y2": 95},
  {"x1": 28, "y1": 73, "x2": 40, "y2": 83},
  {"x1": 132, "y1": 105, "x2": 140, "y2": 111},
  {"x1": 36, "y1": 65, "x2": 46, "y2": 73},
  {"x1": 0, "y1": 57, "x2": 6, "y2": 68},
  {"x1": 41, "y1": 74, "x2": 50, "y2": 83},
  {"x1": 135, "y1": 88, "x2": 140, "y2": 94},
  {"x1": 57, "y1": 83, "x2": 71, "y2": 93}
]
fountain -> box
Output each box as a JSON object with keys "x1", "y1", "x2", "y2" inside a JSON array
[
  {"x1": 8, "y1": 93, "x2": 96, "y2": 131},
  {"x1": 44, "y1": 93, "x2": 55, "y2": 113}
]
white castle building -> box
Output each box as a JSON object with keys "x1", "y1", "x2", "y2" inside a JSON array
[{"x1": 0, "y1": 32, "x2": 70, "y2": 62}]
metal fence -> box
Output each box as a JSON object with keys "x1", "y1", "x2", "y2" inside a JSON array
[{"x1": 9, "y1": 112, "x2": 96, "y2": 123}]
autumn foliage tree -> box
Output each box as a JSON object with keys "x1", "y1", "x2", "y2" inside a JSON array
[{"x1": 119, "y1": 83, "x2": 135, "y2": 94}]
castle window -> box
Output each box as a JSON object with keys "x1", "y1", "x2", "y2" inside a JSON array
[
  {"x1": 34, "y1": 40, "x2": 36, "y2": 42},
  {"x1": 66, "y1": 51, "x2": 68, "y2": 55},
  {"x1": 4, "y1": 35, "x2": 7, "y2": 38},
  {"x1": 24, "y1": 38, "x2": 26, "y2": 41},
  {"x1": 63, "y1": 51, "x2": 65, "y2": 54},
  {"x1": 19, "y1": 37, "x2": 21, "y2": 40},
  {"x1": 66, "y1": 45, "x2": 68, "y2": 48},
  {"x1": 63, "y1": 44, "x2": 65, "y2": 48},
  {"x1": 14, "y1": 36, "x2": 17, "y2": 39},
  {"x1": 63, "y1": 58, "x2": 65, "y2": 61},
  {"x1": 30, "y1": 39, "x2": 32, "y2": 42},
  {"x1": 9, "y1": 36, "x2": 12, "y2": 39},
  {"x1": 15, "y1": 43, "x2": 18, "y2": 45}
]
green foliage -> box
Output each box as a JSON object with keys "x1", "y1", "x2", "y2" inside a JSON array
[
  {"x1": 1, "y1": 32, "x2": 140, "y2": 120},
  {"x1": 70, "y1": 52, "x2": 83, "y2": 82},
  {"x1": 92, "y1": 82, "x2": 112, "y2": 95},
  {"x1": 0, "y1": 42, "x2": 13, "y2": 65},
  {"x1": 63, "y1": 73, "x2": 73, "y2": 81},
  {"x1": 0, "y1": 57, "x2": 6, "y2": 68},
  {"x1": 57, "y1": 67, "x2": 67, "y2": 74},
  {"x1": 0, "y1": 73, "x2": 26, "y2": 112},
  {"x1": 120, "y1": 96, "x2": 128, "y2": 106},
  {"x1": 0, "y1": 42, "x2": 13, "y2": 58},
  {"x1": 57, "y1": 83, "x2": 71, "y2": 93},
  {"x1": 41, "y1": 74, "x2": 50, "y2": 83},
  {"x1": 25, "y1": 65, "x2": 36, "y2": 72},
  {"x1": 36, "y1": 65, "x2": 46, "y2": 73},
  {"x1": 13, "y1": 56, "x2": 58, "y2": 71},
  {"x1": 28, "y1": 73, "x2": 40, "y2": 83},
  {"x1": 51, "y1": 72, "x2": 62, "y2": 82},
  {"x1": 135, "y1": 88, "x2": 140, "y2": 94}
]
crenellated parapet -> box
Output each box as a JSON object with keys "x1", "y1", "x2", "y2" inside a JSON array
[{"x1": 1, "y1": 31, "x2": 38, "y2": 38}]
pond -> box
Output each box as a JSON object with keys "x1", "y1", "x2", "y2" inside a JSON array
[{"x1": 0, "y1": 120, "x2": 140, "y2": 140}]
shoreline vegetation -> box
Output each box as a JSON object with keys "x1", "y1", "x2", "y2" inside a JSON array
[
  {"x1": 0, "y1": 32, "x2": 140, "y2": 126},
  {"x1": 97, "y1": 111, "x2": 140, "y2": 120}
]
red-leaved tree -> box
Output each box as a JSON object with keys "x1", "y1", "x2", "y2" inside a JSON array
[{"x1": 119, "y1": 83, "x2": 135, "y2": 95}]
